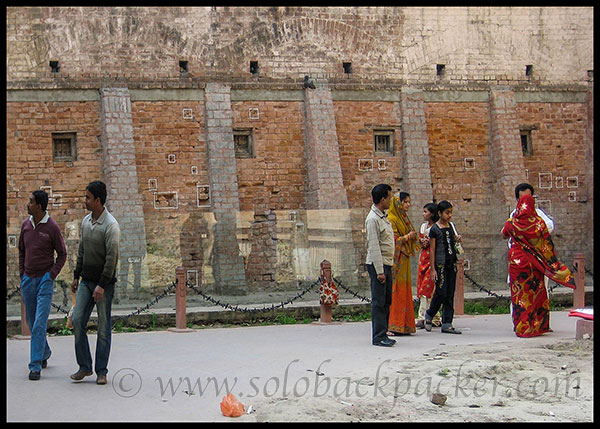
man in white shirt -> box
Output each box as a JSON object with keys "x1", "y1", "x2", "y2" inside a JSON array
[{"x1": 365, "y1": 184, "x2": 395, "y2": 347}]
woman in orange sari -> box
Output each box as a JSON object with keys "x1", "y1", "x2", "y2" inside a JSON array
[
  {"x1": 501, "y1": 194, "x2": 575, "y2": 337},
  {"x1": 387, "y1": 192, "x2": 420, "y2": 335}
]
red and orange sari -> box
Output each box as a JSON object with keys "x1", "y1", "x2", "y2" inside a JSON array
[
  {"x1": 502, "y1": 194, "x2": 575, "y2": 337},
  {"x1": 416, "y1": 224, "x2": 434, "y2": 300},
  {"x1": 387, "y1": 194, "x2": 420, "y2": 334}
]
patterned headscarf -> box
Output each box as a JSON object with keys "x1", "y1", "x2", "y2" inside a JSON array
[
  {"x1": 388, "y1": 192, "x2": 421, "y2": 257},
  {"x1": 503, "y1": 194, "x2": 575, "y2": 289}
]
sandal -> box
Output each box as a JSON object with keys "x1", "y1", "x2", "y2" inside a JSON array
[
  {"x1": 441, "y1": 327, "x2": 462, "y2": 334},
  {"x1": 424, "y1": 319, "x2": 432, "y2": 332}
]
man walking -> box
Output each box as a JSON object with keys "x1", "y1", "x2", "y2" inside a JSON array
[
  {"x1": 18, "y1": 189, "x2": 67, "y2": 380},
  {"x1": 70, "y1": 181, "x2": 120, "y2": 385},
  {"x1": 365, "y1": 184, "x2": 396, "y2": 347}
]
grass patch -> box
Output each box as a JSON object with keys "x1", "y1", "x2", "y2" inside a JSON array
[{"x1": 464, "y1": 301, "x2": 510, "y2": 315}]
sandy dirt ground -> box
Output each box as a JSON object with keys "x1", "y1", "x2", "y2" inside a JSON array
[{"x1": 249, "y1": 338, "x2": 593, "y2": 422}]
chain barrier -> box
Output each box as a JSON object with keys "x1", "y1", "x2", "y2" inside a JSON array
[
  {"x1": 185, "y1": 278, "x2": 321, "y2": 313},
  {"x1": 585, "y1": 268, "x2": 593, "y2": 279},
  {"x1": 463, "y1": 272, "x2": 511, "y2": 301},
  {"x1": 332, "y1": 277, "x2": 371, "y2": 304},
  {"x1": 112, "y1": 280, "x2": 177, "y2": 324}
]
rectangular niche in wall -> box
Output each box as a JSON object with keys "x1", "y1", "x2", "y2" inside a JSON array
[
  {"x1": 377, "y1": 159, "x2": 387, "y2": 170},
  {"x1": 191, "y1": 166, "x2": 198, "y2": 175},
  {"x1": 148, "y1": 179, "x2": 158, "y2": 191},
  {"x1": 7, "y1": 235, "x2": 17, "y2": 248},
  {"x1": 40, "y1": 186, "x2": 52, "y2": 197},
  {"x1": 464, "y1": 158, "x2": 475, "y2": 170},
  {"x1": 555, "y1": 176, "x2": 564, "y2": 189},
  {"x1": 358, "y1": 159, "x2": 373, "y2": 172},
  {"x1": 52, "y1": 194, "x2": 62, "y2": 207},
  {"x1": 153, "y1": 191, "x2": 178, "y2": 210},
  {"x1": 566, "y1": 176, "x2": 579, "y2": 188},
  {"x1": 187, "y1": 270, "x2": 198, "y2": 288},
  {"x1": 463, "y1": 259, "x2": 470, "y2": 271},
  {"x1": 538, "y1": 172, "x2": 552, "y2": 190},
  {"x1": 167, "y1": 154, "x2": 177, "y2": 164},
  {"x1": 249, "y1": 107, "x2": 260, "y2": 120},
  {"x1": 182, "y1": 108, "x2": 193, "y2": 120},
  {"x1": 568, "y1": 191, "x2": 577, "y2": 202},
  {"x1": 196, "y1": 184, "x2": 211, "y2": 208},
  {"x1": 536, "y1": 199, "x2": 552, "y2": 215}
]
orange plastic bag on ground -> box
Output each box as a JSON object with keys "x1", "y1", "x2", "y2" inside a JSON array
[{"x1": 220, "y1": 393, "x2": 245, "y2": 417}]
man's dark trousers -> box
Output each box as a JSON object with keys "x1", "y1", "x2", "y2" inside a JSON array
[{"x1": 367, "y1": 263, "x2": 393, "y2": 344}]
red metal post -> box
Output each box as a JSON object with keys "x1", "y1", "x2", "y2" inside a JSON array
[
  {"x1": 573, "y1": 253, "x2": 586, "y2": 309},
  {"x1": 175, "y1": 266, "x2": 187, "y2": 329},
  {"x1": 454, "y1": 258, "x2": 465, "y2": 316}
]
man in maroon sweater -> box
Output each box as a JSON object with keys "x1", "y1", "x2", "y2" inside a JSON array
[{"x1": 18, "y1": 190, "x2": 67, "y2": 380}]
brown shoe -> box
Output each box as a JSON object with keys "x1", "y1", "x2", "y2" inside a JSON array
[
  {"x1": 96, "y1": 375, "x2": 107, "y2": 385},
  {"x1": 70, "y1": 369, "x2": 93, "y2": 381}
]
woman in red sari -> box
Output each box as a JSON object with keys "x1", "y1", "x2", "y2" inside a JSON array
[
  {"x1": 387, "y1": 192, "x2": 420, "y2": 335},
  {"x1": 501, "y1": 194, "x2": 575, "y2": 337}
]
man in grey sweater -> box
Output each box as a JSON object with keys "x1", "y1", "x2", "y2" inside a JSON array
[{"x1": 70, "y1": 181, "x2": 120, "y2": 385}]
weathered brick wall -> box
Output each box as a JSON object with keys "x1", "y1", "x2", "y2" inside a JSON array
[
  {"x1": 231, "y1": 100, "x2": 307, "y2": 211},
  {"x1": 7, "y1": 7, "x2": 592, "y2": 86},
  {"x1": 334, "y1": 100, "x2": 403, "y2": 208},
  {"x1": 515, "y1": 101, "x2": 590, "y2": 264},
  {"x1": 6, "y1": 100, "x2": 102, "y2": 288},
  {"x1": 6, "y1": 7, "x2": 593, "y2": 299}
]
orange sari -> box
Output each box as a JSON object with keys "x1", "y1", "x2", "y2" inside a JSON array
[
  {"x1": 387, "y1": 194, "x2": 420, "y2": 334},
  {"x1": 502, "y1": 194, "x2": 575, "y2": 337}
]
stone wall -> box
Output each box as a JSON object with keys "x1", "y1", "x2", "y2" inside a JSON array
[{"x1": 5, "y1": 7, "x2": 593, "y2": 297}]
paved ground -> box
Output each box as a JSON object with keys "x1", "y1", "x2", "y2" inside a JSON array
[{"x1": 6, "y1": 310, "x2": 582, "y2": 422}]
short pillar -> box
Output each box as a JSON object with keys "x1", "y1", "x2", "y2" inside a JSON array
[
  {"x1": 575, "y1": 319, "x2": 594, "y2": 340},
  {"x1": 15, "y1": 298, "x2": 32, "y2": 340},
  {"x1": 454, "y1": 258, "x2": 465, "y2": 316},
  {"x1": 168, "y1": 266, "x2": 195, "y2": 333},
  {"x1": 573, "y1": 253, "x2": 586, "y2": 309}
]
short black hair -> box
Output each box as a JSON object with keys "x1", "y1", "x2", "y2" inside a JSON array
[
  {"x1": 31, "y1": 190, "x2": 49, "y2": 212},
  {"x1": 371, "y1": 183, "x2": 392, "y2": 204},
  {"x1": 86, "y1": 180, "x2": 107, "y2": 205},
  {"x1": 423, "y1": 202, "x2": 439, "y2": 222},
  {"x1": 399, "y1": 191, "x2": 410, "y2": 202},
  {"x1": 514, "y1": 183, "x2": 535, "y2": 200},
  {"x1": 437, "y1": 200, "x2": 453, "y2": 214}
]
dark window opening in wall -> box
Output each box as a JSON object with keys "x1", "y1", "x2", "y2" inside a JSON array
[
  {"x1": 520, "y1": 130, "x2": 532, "y2": 156},
  {"x1": 436, "y1": 64, "x2": 445, "y2": 77},
  {"x1": 249, "y1": 61, "x2": 259, "y2": 74},
  {"x1": 49, "y1": 61, "x2": 60, "y2": 73},
  {"x1": 234, "y1": 129, "x2": 254, "y2": 158},
  {"x1": 179, "y1": 60, "x2": 189, "y2": 74},
  {"x1": 587, "y1": 70, "x2": 593, "y2": 81},
  {"x1": 525, "y1": 65, "x2": 533, "y2": 77},
  {"x1": 374, "y1": 130, "x2": 394, "y2": 155},
  {"x1": 343, "y1": 62, "x2": 353, "y2": 74},
  {"x1": 52, "y1": 132, "x2": 77, "y2": 162}
]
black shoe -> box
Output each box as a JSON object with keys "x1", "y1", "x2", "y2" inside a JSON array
[
  {"x1": 29, "y1": 371, "x2": 41, "y2": 381},
  {"x1": 373, "y1": 338, "x2": 396, "y2": 347},
  {"x1": 441, "y1": 327, "x2": 462, "y2": 334}
]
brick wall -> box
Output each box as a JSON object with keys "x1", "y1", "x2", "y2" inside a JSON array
[{"x1": 5, "y1": 7, "x2": 593, "y2": 299}]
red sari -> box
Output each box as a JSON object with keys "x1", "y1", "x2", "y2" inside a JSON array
[
  {"x1": 502, "y1": 194, "x2": 575, "y2": 337},
  {"x1": 416, "y1": 224, "x2": 434, "y2": 299}
]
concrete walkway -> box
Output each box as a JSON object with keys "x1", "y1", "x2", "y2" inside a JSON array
[{"x1": 6, "y1": 310, "x2": 582, "y2": 422}]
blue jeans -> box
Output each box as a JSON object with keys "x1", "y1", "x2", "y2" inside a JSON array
[
  {"x1": 72, "y1": 279, "x2": 114, "y2": 376},
  {"x1": 21, "y1": 272, "x2": 54, "y2": 372}
]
